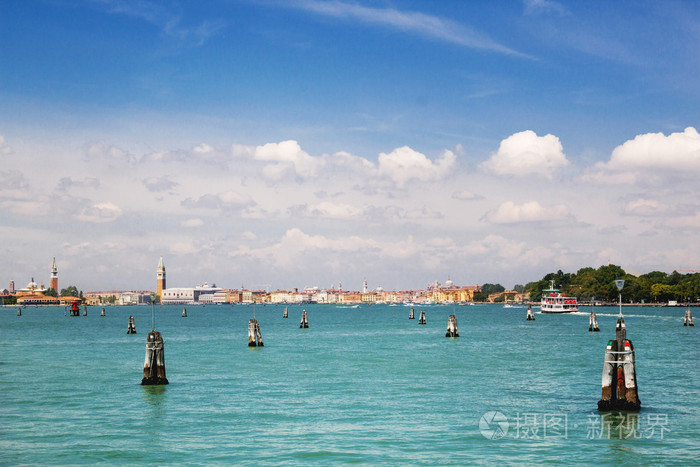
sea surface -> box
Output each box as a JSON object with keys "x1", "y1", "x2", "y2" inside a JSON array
[{"x1": 1, "y1": 303, "x2": 698, "y2": 465}]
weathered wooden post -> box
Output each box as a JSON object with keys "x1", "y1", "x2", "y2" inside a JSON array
[
  {"x1": 598, "y1": 315, "x2": 641, "y2": 411},
  {"x1": 83, "y1": 305, "x2": 87, "y2": 316},
  {"x1": 300, "y1": 310, "x2": 309, "y2": 328},
  {"x1": 141, "y1": 331, "x2": 168, "y2": 385},
  {"x1": 182, "y1": 307, "x2": 187, "y2": 317},
  {"x1": 589, "y1": 309, "x2": 600, "y2": 332},
  {"x1": 17, "y1": 307, "x2": 21, "y2": 316},
  {"x1": 418, "y1": 310, "x2": 426, "y2": 325},
  {"x1": 445, "y1": 314, "x2": 459, "y2": 337},
  {"x1": 283, "y1": 306, "x2": 288, "y2": 318},
  {"x1": 142, "y1": 303, "x2": 168, "y2": 385},
  {"x1": 248, "y1": 318, "x2": 263, "y2": 347},
  {"x1": 409, "y1": 307, "x2": 415, "y2": 319},
  {"x1": 526, "y1": 304, "x2": 535, "y2": 321},
  {"x1": 684, "y1": 309, "x2": 694, "y2": 326},
  {"x1": 100, "y1": 308, "x2": 105, "y2": 317},
  {"x1": 127, "y1": 315, "x2": 136, "y2": 334}
]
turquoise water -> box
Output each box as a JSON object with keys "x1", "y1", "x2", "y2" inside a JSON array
[{"x1": 1, "y1": 304, "x2": 698, "y2": 465}]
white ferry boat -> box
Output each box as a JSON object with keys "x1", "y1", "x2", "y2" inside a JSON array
[{"x1": 540, "y1": 281, "x2": 578, "y2": 313}]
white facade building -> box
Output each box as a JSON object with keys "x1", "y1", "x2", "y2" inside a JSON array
[{"x1": 161, "y1": 282, "x2": 223, "y2": 304}]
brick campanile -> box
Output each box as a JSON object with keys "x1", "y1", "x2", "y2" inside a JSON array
[
  {"x1": 50, "y1": 257, "x2": 58, "y2": 292},
  {"x1": 156, "y1": 256, "x2": 166, "y2": 298}
]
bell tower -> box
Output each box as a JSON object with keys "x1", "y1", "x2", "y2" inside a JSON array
[
  {"x1": 156, "y1": 256, "x2": 166, "y2": 299},
  {"x1": 50, "y1": 257, "x2": 58, "y2": 292}
]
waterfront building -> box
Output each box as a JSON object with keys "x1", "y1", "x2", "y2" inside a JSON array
[
  {"x1": 270, "y1": 290, "x2": 294, "y2": 303},
  {"x1": 83, "y1": 291, "x2": 153, "y2": 305},
  {"x1": 161, "y1": 282, "x2": 223, "y2": 305},
  {"x1": 15, "y1": 278, "x2": 59, "y2": 305}
]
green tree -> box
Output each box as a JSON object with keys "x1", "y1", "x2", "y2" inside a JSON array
[
  {"x1": 60, "y1": 286, "x2": 79, "y2": 297},
  {"x1": 45, "y1": 288, "x2": 58, "y2": 297},
  {"x1": 651, "y1": 284, "x2": 673, "y2": 302},
  {"x1": 481, "y1": 283, "x2": 505, "y2": 295}
]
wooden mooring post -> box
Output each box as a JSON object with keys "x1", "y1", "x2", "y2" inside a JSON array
[
  {"x1": 526, "y1": 305, "x2": 535, "y2": 321},
  {"x1": 418, "y1": 310, "x2": 426, "y2": 325},
  {"x1": 141, "y1": 331, "x2": 168, "y2": 385},
  {"x1": 598, "y1": 316, "x2": 640, "y2": 411},
  {"x1": 445, "y1": 314, "x2": 459, "y2": 337},
  {"x1": 248, "y1": 318, "x2": 263, "y2": 347},
  {"x1": 589, "y1": 309, "x2": 600, "y2": 332},
  {"x1": 409, "y1": 307, "x2": 415, "y2": 319},
  {"x1": 83, "y1": 305, "x2": 87, "y2": 316},
  {"x1": 127, "y1": 315, "x2": 136, "y2": 334},
  {"x1": 283, "y1": 306, "x2": 288, "y2": 318},
  {"x1": 182, "y1": 307, "x2": 187, "y2": 318},
  {"x1": 17, "y1": 307, "x2": 21, "y2": 316},
  {"x1": 100, "y1": 308, "x2": 105, "y2": 317},
  {"x1": 684, "y1": 309, "x2": 694, "y2": 326},
  {"x1": 300, "y1": 310, "x2": 308, "y2": 328}
]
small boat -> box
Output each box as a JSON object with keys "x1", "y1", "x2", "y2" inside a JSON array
[{"x1": 540, "y1": 280, "x2": 578, "y2": 313}]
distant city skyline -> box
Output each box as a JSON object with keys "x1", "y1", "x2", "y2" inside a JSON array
[{"x1": 1, "y1": 1, "x2": 699, "y2": 291}]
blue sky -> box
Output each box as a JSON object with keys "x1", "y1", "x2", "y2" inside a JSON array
[{"x1": 1, "y1": 0, "x2": 699, "y2": 292}]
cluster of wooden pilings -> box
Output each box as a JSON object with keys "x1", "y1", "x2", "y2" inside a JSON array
[
  {"x1": 182, "y1": 307, "x2": 187, "y2": 318},
  {"x1": 598, "y1": 316, "x2": 640, "y2": 411},
  {"x1": 684, "y1": 309, "x2": 694, "y2": 326},
  {"x1": 526, "y1": 305, "x2": 535, "y2": 321},
  {"x1": 127, "y1": 316, "x2": 136, "y2": 334},
  {"x1": 283, "y1": 307, "x2": 288, "y2": 318},
  {"x1": 141, "y1": 331, "x2": 168, "y2": 385},
  {"x1": 418, "y1": 310, "x2": 426, "y2": 325},
  {"x1": 589, "y1": 309, "x2": 599, "y2": 332},
  {"x1": 409, "y1": 308, "x2": 414, "y2": 319},
  {"x1": 248, "y1": 318, "x2": 263, "y2": 347},
  {"x1": 300, "y1": 310, "x2": 309, "y2": 328},
  {"x1": 445, "y1": 314, "x2": 458, "y2": 337}
]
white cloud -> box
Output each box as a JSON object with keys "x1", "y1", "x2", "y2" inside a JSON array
[
  {"x1": 293, "y1": 0, "x2": 525, "y2": 56},
  {"x1": 0, "y1": 135, "x2": 13, "y2": 155},
  {"x1": 484, "y1": 200, "x2": 569, "y2": 224},
  {"x1": 170, "y1": 242, "x2": 199, "y2": 254},
  {"x1": 254, "y1": 140, "x2": 320, "y2": 180},
  {"x1": 181, "y1": 218, "x2": 203, "y2": 227},
  {"x1": 666, "y1": 212, "x2": 700, "y2": 229},
  {"x1": 56, "y1": 177, "x2": 100, "y2": 192},
  {"x1": 480, "y1": 130, "x2": 569, "y2": 178},
  {"x1": 623, "y1": 198, "x2": 667, "y2": 216},
  {"x1": 181, "y1": 190, "x2": 253, "y2": 210},
  {"x1": 590, "y1": 127, "x2": 700, "y2": 182},
  {"x1": 142, "y1": 143, "x2": 225, "y2": 164},
  {"x1": 76, "y1": 202, "x2": 123, "y2": 223},
  {"x1": 308, "y1": 201, "x2": 363, "y2": 219},
  {"x1": 86, "y1": 141, "x2": 135, "y2": 164},
  {"x1": 523, "y1": 0, "x2": 568, "y2": 16},
  {"x1": 143, "y1": 176, "x2": 179, "y2": 192},
  {"x1": 377, "y1": 147, "x2": 456, "y2": 186},
  {"x1": 452, "y1": 190, "x2": 484, "y2": 201}
]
